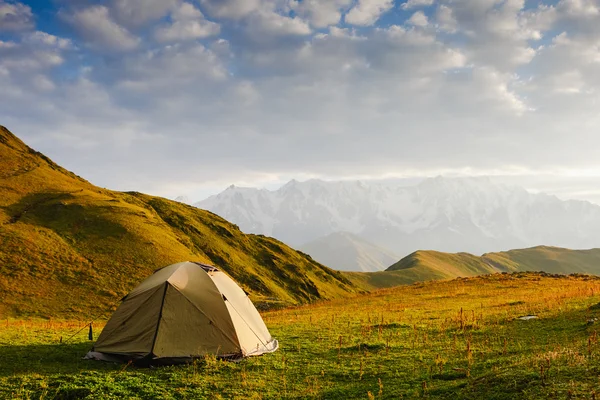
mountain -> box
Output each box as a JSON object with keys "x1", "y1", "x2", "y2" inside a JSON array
[
  {"x1": 299, "y1": 232, "x2": 399, "y2": 272},
  {"x1": 345, "y1": 246, "x2": 600, "y2": 290},
  {"x1": 196, "y1": 178, "x2": 600, "y2": 268},
  {"x1": 173, "y1": 195, "x2": 191, "y2": 204},
  {"x1": 0, "y1": 126, "x2": 359, "y2": 317}
]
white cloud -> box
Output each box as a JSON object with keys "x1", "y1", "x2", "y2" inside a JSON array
[
  {"x1": 407, "y1": 11, "x2": 428, "y2": 27},
  {"x1": 24, "y1": 31, "x2": 73, "y2": 49},
  {"x1": 63, "y1": 6, "x2": 140, "y2": 52},
  {"x1": 155, "y1": 2, "x2": 220, "y2": 42},
  {"x1": 114, "y1": 43, "x2": 228, "y2": 93},
  {"x1": 0, "y1": 38, "x2": 65, "y2": 72},
  {"x1": 245, "y1": 9, "x2": 311, "y2": 36},
  {"x1": 0, "y1": 0, "x2": 33, "y2": 31},
  {"x1": 401, "y1": 0, "x2": 434, "y2": 10},
  {"x1": 199, "y1": 0, "x2": 262, "y2": 20},
  {"x1": 437, "y1": 0, "x2": 542, "y2": 70},
  {"x1": 558, "y1": 0, "x2": 600, "y2": 18},
  {"x1": 111, "y1": 0, "x2": 180, "y2": 27},
  {"x1": 290, "y1": 0, "x2": 352, "y2": 28},
  {"x1": 435, "y1": 4, "x2": 457, "y2": 33},
  {"x1": 345, "y1": 0, "x2": 394, "y2": 26}
]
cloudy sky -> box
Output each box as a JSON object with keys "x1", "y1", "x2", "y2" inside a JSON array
[{"x1": 1, "y1": 0, "x2": 600, "y2": 203}]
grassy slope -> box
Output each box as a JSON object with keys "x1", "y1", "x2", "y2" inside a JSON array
[
  {"x1": 0, "y1": 126, "x2": 359, "y2": 317},
  {"x1": 483, "y1": 245, "x2": 600, "y2": 274},
  {"x1": 3, "y1": 273, "x2": 600, "y2": 399},
  {"x1": 347, "y1": 247, "x2": 600, "y2": 291},
  {"x1": 299, "y1": 232, "x2": 400, "y2": 272},
  {"x1": 346, "y1": 250, "x2": 498, "y2": 290}
]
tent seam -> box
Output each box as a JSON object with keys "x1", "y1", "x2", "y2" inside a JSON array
[{"x1": 149, "y1": 282, "x2": 170, "y2": 358}]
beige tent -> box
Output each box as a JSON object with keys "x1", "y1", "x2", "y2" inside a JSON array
[{"x1": 85, "y1": 262, "x2": 278, "y2": 364}]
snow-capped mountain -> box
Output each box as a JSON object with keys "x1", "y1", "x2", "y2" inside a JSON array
[
  {"x1": 195, "y1": 177, "x2": 600, "y2": 263},
  {"x1": 173, "y1": 195, "x2": 191, "y2": 204}
]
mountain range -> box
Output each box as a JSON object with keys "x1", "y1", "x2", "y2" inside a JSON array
[{"x1": 196, "y1": 178, "x2": 600, "y2": 271}]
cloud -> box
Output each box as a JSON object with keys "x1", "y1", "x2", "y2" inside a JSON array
[
  {"x1": 111, "y1": 0, "x2": 179, "y2": 27},
  {"x1": 407, "y1": 11, "x2": 428, "y2": 26},
  {"x1": 401, "y1": 0, "x2": 434, "y2": 10},
  {"x1": 154, "y1": 2, "x2": 220, "y2": 42},
  {"x1": 290, "y1": 0, "x2": 352, "y2": 28},
  {"x1": 0, "y1": 0, "x2": 33, "y2": 31},
  {"x1": 244, "y1": 9, "x2": 311, "y2": 36},
  {"x1": 199, "y1": 0, "x2": 262, "y2": 20},
  {"x1": 345, "y1": 0, "x2": 394, "y2": 26},
  {"x1": 62, "y1": 5, "x2": 140, "y2": 52},
  {"x1": 114, "y1": 43, "x2": 228, "y2": 94},
  {"x1": 24, "y1": 31, "x2": 73, "y2": 49},
  {"x1": 435, "y1": 4, "x2": 457, "y2": 32}
]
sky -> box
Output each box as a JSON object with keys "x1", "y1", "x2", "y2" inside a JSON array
[{"x1": 1, "y1": 0, "x2": 600, "y2": 204}]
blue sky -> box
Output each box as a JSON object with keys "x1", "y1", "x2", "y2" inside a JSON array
[{"x1": 1, "y1": 0, "x2": 600, "y2": 203}]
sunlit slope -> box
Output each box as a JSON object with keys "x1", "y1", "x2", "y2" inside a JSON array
[
  {"x1": 0, "y1": 126, "x2": 359, "y2": 317},
  {"x1": 345, "y1": 250, "x2": 497, "y2": 290},
  {"x1": 482, "y1": 245, "x2": 600, "y2": 274},
  {"x1": 346, "y1": 246, "x2": 600, "y2": 290}
]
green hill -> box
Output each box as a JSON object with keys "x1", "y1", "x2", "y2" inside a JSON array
[
  {"x1": 0, "y1": 126, "x2": 359, "y2": 317},
  {"x1": 345, "y1": 250, "x2": 497, "y2": 290},
  {"x1": 346, "y1": 246, "x2": 600, "y2": 290},
  {"x1": 482, "y1": 245, "x2": 600, "y2": 274}
]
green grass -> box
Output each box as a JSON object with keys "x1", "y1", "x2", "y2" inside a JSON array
[
  {"x1": 0, "y1": 126, "x2": 360, "y2": 318},
  {"x1": 2, "y1": 273, "x2": 600, "y2": 399}
]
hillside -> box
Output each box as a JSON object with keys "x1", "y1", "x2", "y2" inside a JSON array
[
  {"x1": 299, "y1": 232, "x2": 400, "y2": 272},
  {"x1": 483, "y1": 246, "x2": 600, "y2": 274},
  {"x1": 346, "y1": 250, "x2": 498, "y2": 290},
  {"x1": 0, "y1": 126, "x2": 359, "y2": 317},
  {"x1": 346, "y1": 246, "x2": 600, "y2": 290}
]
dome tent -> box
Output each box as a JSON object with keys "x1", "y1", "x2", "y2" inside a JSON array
[{"x1": 85, "y1": 261, "x2": 278, "y2": 364}]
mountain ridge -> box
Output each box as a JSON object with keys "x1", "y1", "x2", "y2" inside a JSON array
[{"x1": 196, "y1": 177, "x2": 600, "y2": 270}]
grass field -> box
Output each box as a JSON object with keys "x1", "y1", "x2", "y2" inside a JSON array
[{"x1": 2, "y1": 272, "x2": 600, "y2": 399}]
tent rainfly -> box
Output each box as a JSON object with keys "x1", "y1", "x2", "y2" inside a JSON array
[{"x1": 85, "y1": 261, "x2": 278, "y2": 364}]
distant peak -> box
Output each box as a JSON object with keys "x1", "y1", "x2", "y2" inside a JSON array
[
  {"x1": 174, "y1": 195, "x2": 191, "y2": 204},
  {"x1": 418, "y1": 175, "x2": 496, "y2": 189},
  {"x1": 281, "y1": 179, "x2": 300, "y2": 190}
]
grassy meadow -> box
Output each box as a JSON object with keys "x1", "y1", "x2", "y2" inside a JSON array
[{"x1": 2, "y1": 272, "x2": 600, "y2": 399}]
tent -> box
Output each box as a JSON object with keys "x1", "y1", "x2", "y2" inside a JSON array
[{"x1": 85, "y1": 261, "x2": 278, "y2": 364}]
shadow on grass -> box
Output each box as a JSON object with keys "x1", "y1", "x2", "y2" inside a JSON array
[{"x1": 0, "y1": 342, "x2": 120, "y2": 377}]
